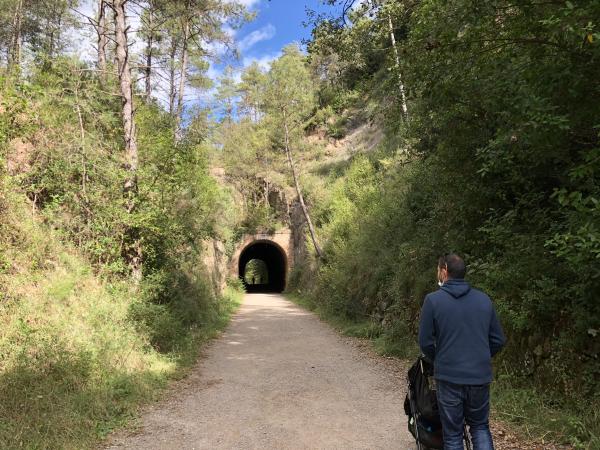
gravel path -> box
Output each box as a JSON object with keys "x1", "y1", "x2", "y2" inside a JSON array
[{"x1": 104, "y1": 293, "x2": 413, "y2": 450}]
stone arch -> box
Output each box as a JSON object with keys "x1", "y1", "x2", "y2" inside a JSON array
[{"x1": 230, "y1": 230, "x2": 293, "y2": 293}]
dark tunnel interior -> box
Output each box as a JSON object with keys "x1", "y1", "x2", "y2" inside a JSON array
[{"x1": 239, "y1": 241, "x2": 286, "y2": 293}]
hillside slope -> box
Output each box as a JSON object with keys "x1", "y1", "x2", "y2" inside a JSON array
[{"x1": 0, "y1": 174, "x2": 238, "y2": 449}]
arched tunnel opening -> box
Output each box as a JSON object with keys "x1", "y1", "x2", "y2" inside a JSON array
[{"x1": 239, "y1": 241, "x2": 287, "y2": 293}]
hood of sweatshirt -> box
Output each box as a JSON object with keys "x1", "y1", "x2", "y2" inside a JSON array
[{"x1": 441, "y1": 279, "x2": 471, "y2": 298}]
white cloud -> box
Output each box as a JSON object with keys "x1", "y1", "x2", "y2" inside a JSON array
[
  {"x1": 205, "y1": 41, "x2": 229, "y2": 58},
  {"x1": 68, "y1": 0, "x2": 271, "y2": 112},
  {"x1": 230, "y1": 0, "x2": 262, "y2": 9},
  {"x1": 237, "y1": 24, "x2": 276, "y2": 52},
  {"x1": 352, "y1": 0, "x2": 367, "y2": 10},
  {"x1": 65, "y1": 0, "x2": 96, "y2": 62},
  {"x1": 206, "y1": 65, "x2": 223, "y2": 82},
  {"x1": 200, "y1": 50, "x2": 277, "y2": 112},
  {"x1": 242, "y1": 52, "x2": 280, "y2": 70},
  {"x1": 204, "y1": 25, "x2": 238, "y2": 58},
  {"x1": 67, "y1": 0, "x2": 143, "y2": 62}
]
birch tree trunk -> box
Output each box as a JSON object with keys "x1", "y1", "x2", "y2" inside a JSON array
[
  {"x1": 387, "y1": 14, "x2": 408, "y2": 122},
  {"x1": 114, "y1": 0, "x2": 142, "y2": 281},
  {"x1": 283, "y1": 118, "x2": 324, "y2": 260},
  {"x1": 97, "y1": 0, "x2": 108, "y2": 85}
]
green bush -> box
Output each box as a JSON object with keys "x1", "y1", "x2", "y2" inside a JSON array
[
  {"x1": 0, "y1": 61, "x2": 240, "y2": 449},
  {"x1": 299, "y1": 1, "x2": 600, "y2": 445},
  {"x1": 296, "y1": 147, "x2": 600, "y2": 446}
]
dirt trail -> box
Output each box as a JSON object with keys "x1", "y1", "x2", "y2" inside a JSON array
[{"x1": 105, "y1": 293, "x2": 413, "y2": 450}]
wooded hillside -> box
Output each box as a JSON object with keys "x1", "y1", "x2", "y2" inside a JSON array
[
  {"x1": 0, "y1": 0, "x2": 599, "y2": 448},
  {"x1": 1, "y1": 1, "x2": 245, "y2": 447},
  {"x1": 288, "y1": 1, "x2": 600, "y2": 447}
]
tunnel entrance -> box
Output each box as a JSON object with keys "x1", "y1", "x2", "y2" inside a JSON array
[
  {"x1": 238, "y1": 240, "x2": 286, "y2": 293},
  {"x1": 244, "y1": 259, "x2": 269, "y2": 285}
]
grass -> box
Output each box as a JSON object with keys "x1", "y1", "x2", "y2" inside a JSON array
[
  {"x1": 286, "y1": 290, "x2": 599, "y2": 450},
  {"x1": 0, "y1": 195, "x2": 243, "y2": 450},
  {"x1": 0, "y1": 263, "x2": 241, "y2": 450},
  {"x1": 491, "y1": 376, "x2": 600, "y2": 449}
]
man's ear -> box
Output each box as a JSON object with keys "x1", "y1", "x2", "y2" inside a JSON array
[{"x1": 441, "y1": 267, "x2": 449, "y2": 281}]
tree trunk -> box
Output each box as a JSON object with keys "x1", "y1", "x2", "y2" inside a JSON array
[
  {"x1": 74, "y1": 81, "x2": 88, "y2": 201},
  {"x1": 97, "y1": 0, "x2": 108, "y2": 85},
  {"x1": 47, "y1": 16, "x2": 55, "y2": 59},
  {"x1": 114, "y1": 0, "x2": 142, "y2": 281},
  {"x1": 144, "y1": 5, "x2": 154, "y2": 101},
  {"x1": 283, "y1": 119, "x2": 324, "y2": 260},
  {"x1": 168, "y1": 37, "x2": 178, "y2": 116},
  {"x1": 175, "y1": 17, "x2": 190, "y2": 138},
  {"x1": 387, "y1": 14, "x2": 408, "y2": 122},
  {"x1": 9, "y1": 0, "x2": 23, "y2": 75}
]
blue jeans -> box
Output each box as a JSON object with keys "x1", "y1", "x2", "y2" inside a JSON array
[{"x1": 436, "y1": 380, "x2": 494, "y2": 450}]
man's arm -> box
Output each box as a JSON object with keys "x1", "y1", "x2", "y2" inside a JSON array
[
  {"x1": 489, "y1": 306, "x2": 506, "y2": 357},
  {"x1": 418, "y1": 295, "x2": 436, "y2": 360}
]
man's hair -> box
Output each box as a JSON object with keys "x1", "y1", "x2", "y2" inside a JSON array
[{"x1": 438, "y1": 253, "x2": 467, "y2": 279}]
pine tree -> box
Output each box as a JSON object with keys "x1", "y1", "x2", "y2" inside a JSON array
[
  {"x1": 113, "y1": 0, "x2": 142, "y2": 280},
  {"x1": 264, "y1": 45, "x2": 324, "y2": 259},
  {"x1": 215, "y1": 65, "x2": 238, "y2": 123},
  {"x1": 239, "y1": 61, "x2": 266, "y2": 123}
]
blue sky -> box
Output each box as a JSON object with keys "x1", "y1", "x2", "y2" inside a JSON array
[
  {"x1": 202, "y1": 0, "x2": 339, "y2": 113},
  {"x1": 230, "y1": 0, "x2": 331, "y2": 71},
  {"x1": 73, "y1": 0, "x2": 340, "y2": 109}
]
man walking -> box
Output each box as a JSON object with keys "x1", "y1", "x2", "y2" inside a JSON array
[{"x1": 418, "y1": 254, "x2": 506, "y2": 450}]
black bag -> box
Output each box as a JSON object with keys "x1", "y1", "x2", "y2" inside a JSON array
[{"x1": 407, "y1": 356, "x2": 441, "y2": 426}]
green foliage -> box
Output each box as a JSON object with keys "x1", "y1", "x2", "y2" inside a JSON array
[
  {"x1": 0, "y1": 194, "x2": 243, "y2": 449},
  {"x1": 238, "y1": 61, "x2": 267, "y2": 121},
  {"x1": 309, "y1": 105, "x2": 353, "y2": 139},
  {"x1": 0, "y1": 200, "x2": 166, "y2": 449},
  {"x1": 492, "y1": 375, "x2": 600, "y2": 448},
  {"x1": 240, "y1": 203, "x2": 281, "y2": 234},
  {"x1": 215, "y1": 65, "x2": 238, "y2": 122},
  {"x1": 213, "y1": 44, "x2": 323, "y2": 238},
  {"x1": 0, "y1": 54, "x2": 242, "y2": 448},
  {"x1": 244, "y1": 258, "x2": 269, "y2": 284},
  {"x1": 0, "y1": 0, "x2": 79, "y2": 69},
  {"x1": 264, "y1": 44, "x2": 317, "y2": 129},
  {"x1": 298, "y1": 0, "x2": 600, "y2": 446}
]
